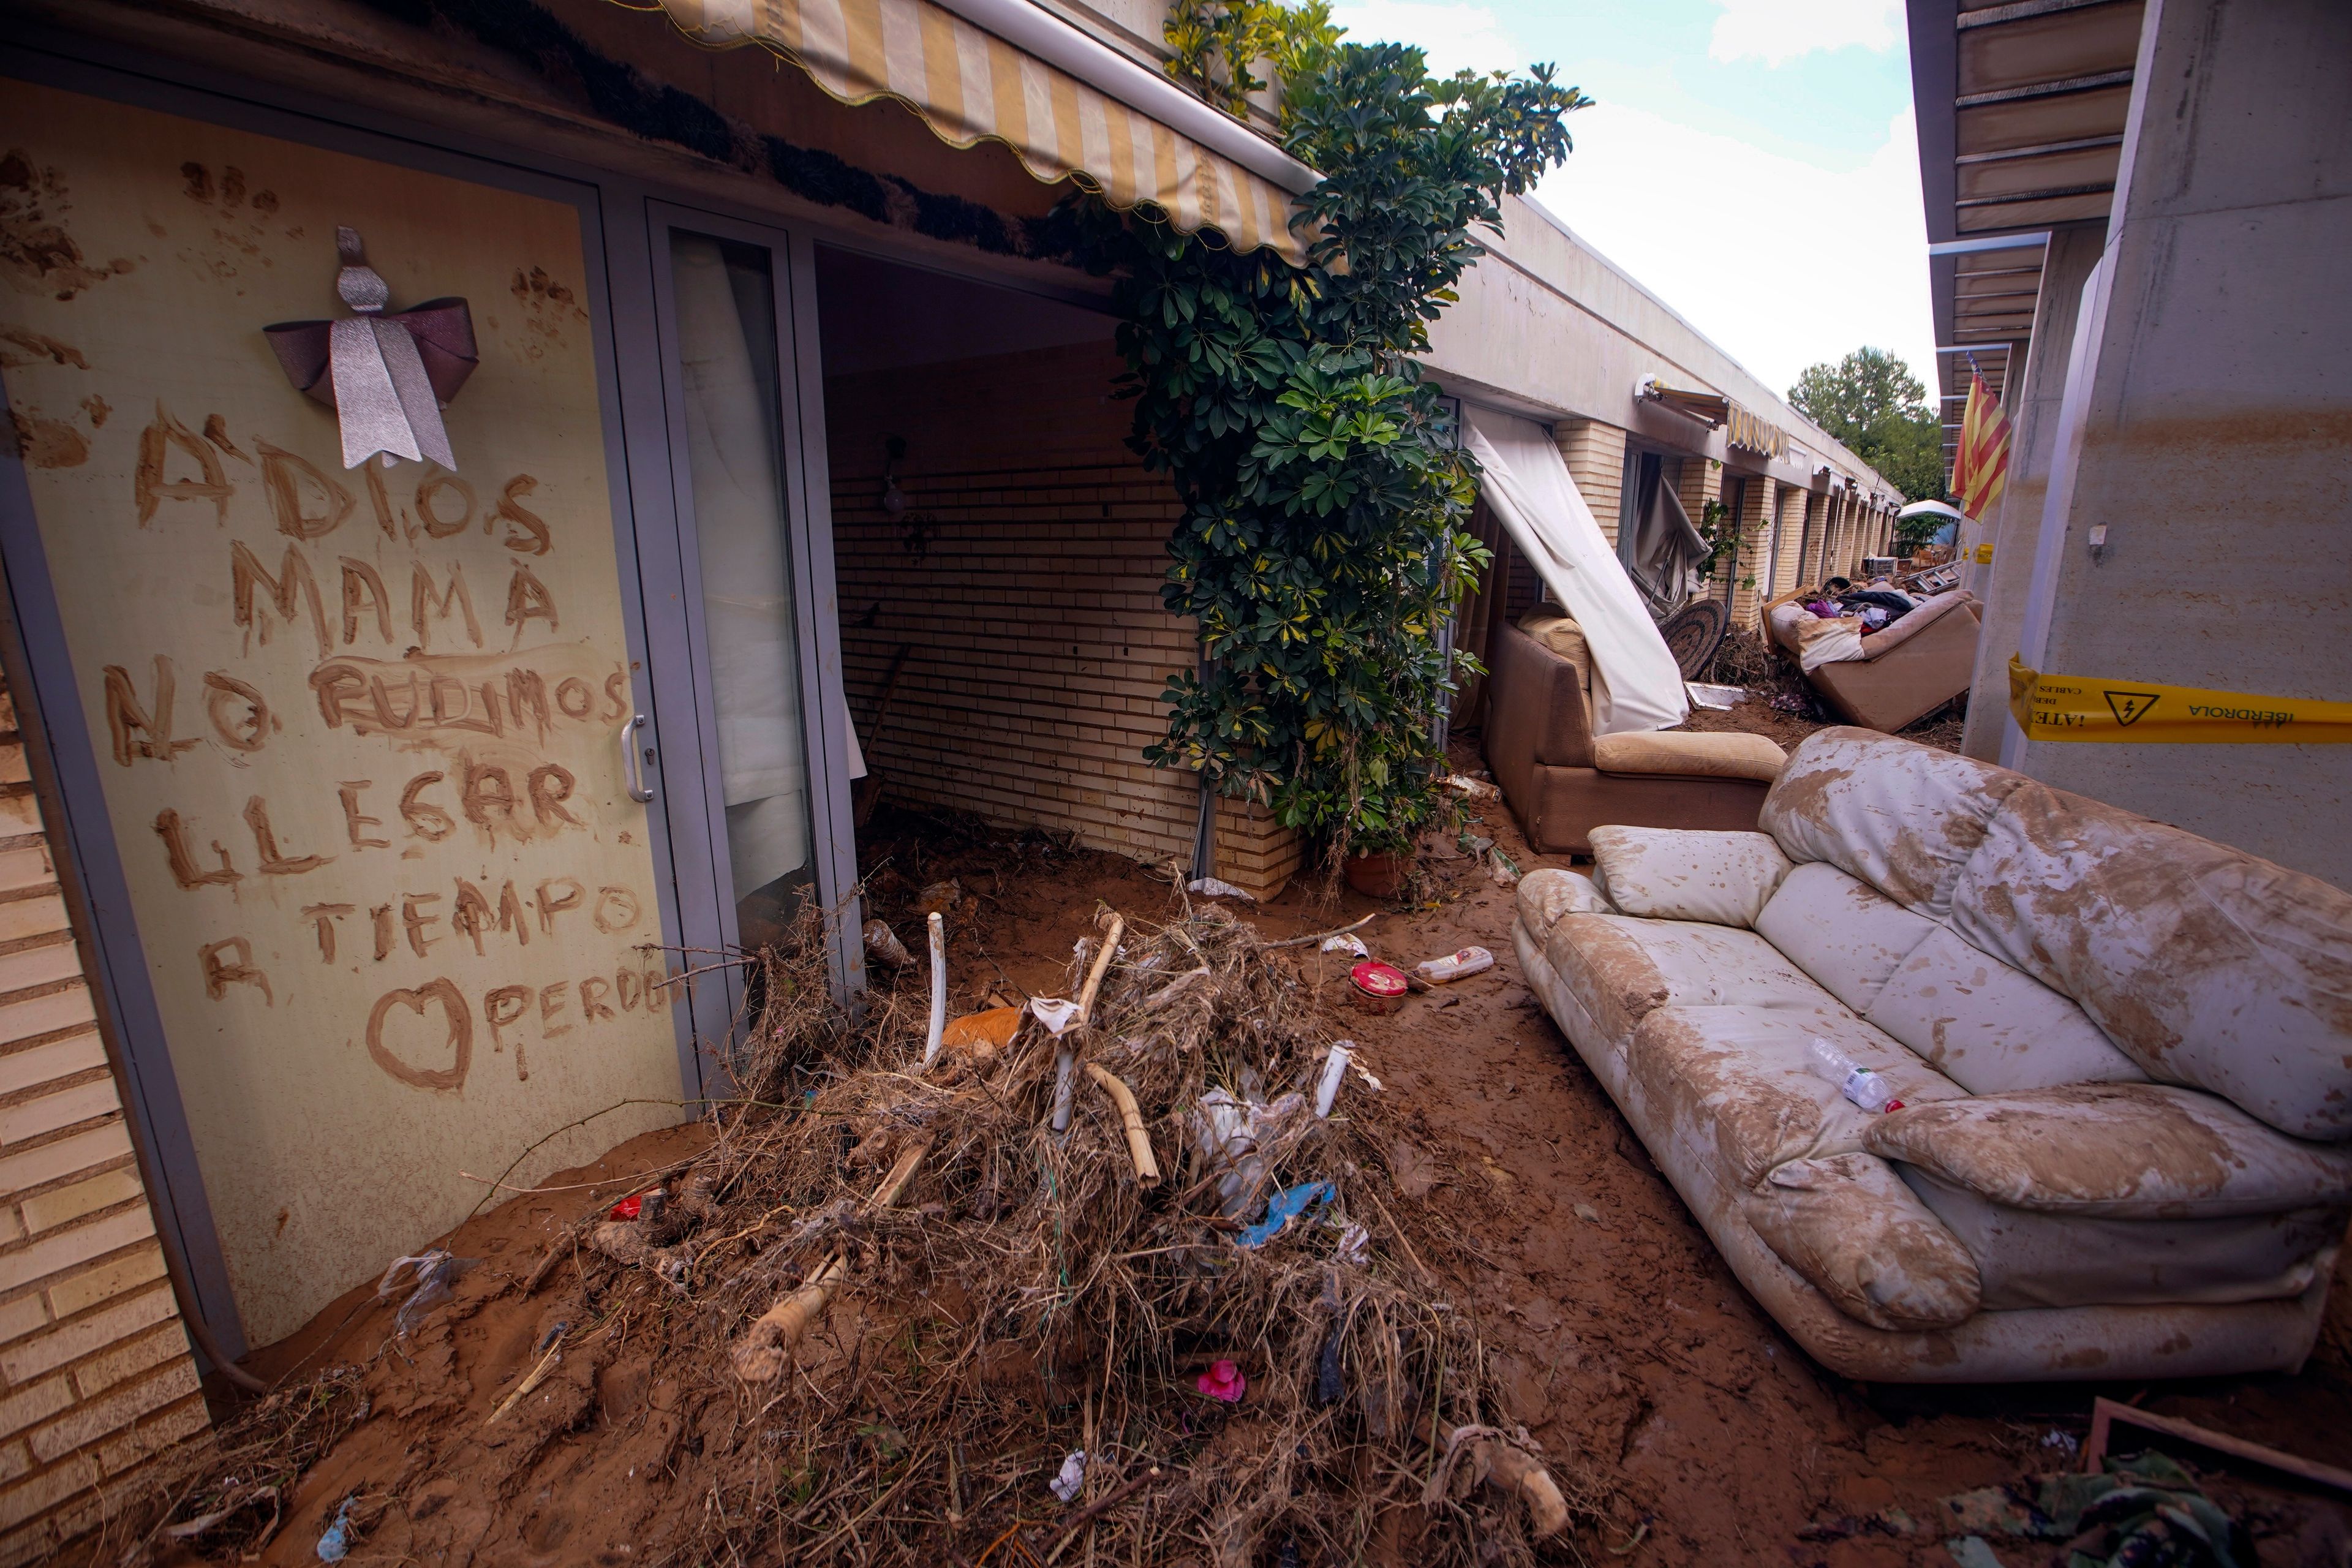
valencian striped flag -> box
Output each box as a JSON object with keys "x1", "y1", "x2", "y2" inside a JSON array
[{"x1": 1950, "y1": 369, "x2": 2013, "y2": 521}]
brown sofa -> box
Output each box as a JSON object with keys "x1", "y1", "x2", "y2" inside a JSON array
[
  {"x1": 1768, "y1": 592, "x2": 1983, "y2": 733},
  {"x1": 1483, "y1": 618, "x2": 1786, "y2": 854}
]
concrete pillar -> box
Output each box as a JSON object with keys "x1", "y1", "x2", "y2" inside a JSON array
[
  {"x1": 1555, "y1": 420, "x2": 1627, "y2": 548},
  {"x1": 1996, "y1": 0, "x2": 2352, "y2": 888},
  {"x1": 1957, "y1": 226, "x2": 2105, "y2": 760}
]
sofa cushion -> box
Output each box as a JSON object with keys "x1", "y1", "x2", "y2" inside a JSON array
[
  {"x1": 1760, "y1": 727, "x2": 2030, "y2": 921},
  {"x1": 1863, "y1": 1084, "x2": 2352, "y2": 1219},
  {"x1": 1743, "y1": 1153, "x2": 1981, "y2": 1329},
  {"x1": 1863, "y1": 927, "x2": 2149, "y2": 1096},
  {"x1": 1753, "y1": 862, "x2": 1940, "y2": 1014},
  {"x1": 1517, "y1": 610, "x2": 1591, "y2": 693},
  {"x1": 1545, "y1": 915, "x2": 1838, "y2": 1043},
  {"x1": 1515, "y1": 867, "x2": 1611, "y2": 936},
  {"x1": 1588, "y1": 827, "x2": 1792, "y2": 929},
  {"x1": 1630, "y1": 1003, "x2": 1968, "y2": 1191},
  {"x1": 1950, "y1": 780, "x2": 2352, "y2": 1142},
  {"x1": 1591, "y1": 729, "x2": 1787, "y2": 784},
  {"x1": 1900, "y1": 1167, "x2": 2343, "y2": 1310},
  {"x1": 1794, "y1": 614, "x2": 1865, "y2": 673}
]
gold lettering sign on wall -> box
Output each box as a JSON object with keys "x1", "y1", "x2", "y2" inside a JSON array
[
  {"x1": 0, "y1": 85, "x2": 684, "y2": 1345},
  {"x1": 1725, "y1": 402, "x2": 1789, "y2": 461}
]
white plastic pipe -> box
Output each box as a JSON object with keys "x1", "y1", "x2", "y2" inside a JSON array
[
  {"x1": 1314, "y1": 1043, "x2": 1352, "y2": 1119},
  {"x1": 920, "y1": 912, "x2": 948, "y2": 1069}
]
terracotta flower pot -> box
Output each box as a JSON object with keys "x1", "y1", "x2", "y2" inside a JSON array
[{"x1": 1342, "y1": 851, "x2": 1411, "y2": 898}]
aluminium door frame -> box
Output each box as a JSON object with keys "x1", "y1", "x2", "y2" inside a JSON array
[
  {"x1": 635, "y1": 199, "x2": 862, "y2": 1074},
  {"x1": 0, "y1": 34, "x2": 700, "y2": 1356}
]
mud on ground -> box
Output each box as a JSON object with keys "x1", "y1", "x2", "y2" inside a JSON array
[{"x1": 124, "y1": 760, "x2": 2352, "y2": 1567}]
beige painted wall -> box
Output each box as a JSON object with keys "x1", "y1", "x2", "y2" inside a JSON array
[{"x1": 0, "y1": 85, "x2": 684, "y2": 1344}]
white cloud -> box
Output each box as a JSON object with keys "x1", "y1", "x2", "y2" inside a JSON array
[
  {"x1": 1325, "y1": 0, "x2": 1523, "y2": 80},
  {"x1": 1326, "y1": 0, "x2": 1939, "y2": 401},
  {"x1": 1528, "y1": 103, "x2": 1936, "y2": 397},
  {"x1": 1707, "y1": 0, "x2": 1902, "y2": 66}
]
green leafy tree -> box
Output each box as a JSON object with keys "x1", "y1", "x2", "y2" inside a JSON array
[
  {"x1": 1095, "y1": 39, "x2": 1588, "y2": 864},
  {"x1": 1162, "y1": 0, "x2": 1340, "y2": 119},
  {"x1": 1789, "y1": 348, "x2": 1947, "y2": 543}
]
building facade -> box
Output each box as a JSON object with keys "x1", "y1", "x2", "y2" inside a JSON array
[{"x1": 0, "y1": 1, "x2": 1889, "y2": 1551}]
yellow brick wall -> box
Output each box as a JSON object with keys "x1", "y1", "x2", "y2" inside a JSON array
[
  {"x1": 0, "y1": 679, "x2": 205, "y2": 1566},
  {"x1": 1555, "y1": 421, "x2": 1627, "y2": 548},
  {"x1": 1768, "y1": 485, "x2": 1807, "y2": 613},
  {"x1": 1727, "y1": 476, "x2": 1777, "y2": 629},
  {"x1": 827, "y1": 341, "x2": 1299, "y2": 898},
  {"x1": 1674, "y1": 458, "x2": 1727, "y2": 601},
  {"x1": 1212, "y1": 796, "x2": 1304, "y2": 897}
]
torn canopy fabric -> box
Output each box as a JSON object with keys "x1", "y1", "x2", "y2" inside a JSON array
[
  {"x1": 1464, "y1": 406, "x2": 1689, "y2": 734},
  {"x1": 1624, "y1": 467, "x2": 1710, "y2": 614}
]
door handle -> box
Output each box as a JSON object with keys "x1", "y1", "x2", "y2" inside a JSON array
[{"x1": 620, "y1": 713, "x2": 655, "y2": 804}]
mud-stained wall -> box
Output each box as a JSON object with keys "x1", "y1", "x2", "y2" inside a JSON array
[{"x1": 0, "y1": 85, "x2": 683, "y2": 1346}]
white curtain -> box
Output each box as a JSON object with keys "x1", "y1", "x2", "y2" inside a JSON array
[
  {"x1": 1464, "y1": 405, "x2": 1690, "y2": 734},
  {"x1": 673, "y1": 235, "x2": 810, "y2": 900}
]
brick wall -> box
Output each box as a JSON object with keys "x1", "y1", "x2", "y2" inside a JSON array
[
  {"x1": 1766, "y1": 484, "x2": 1807, "y2": 616},
  {"x1": 1674, "y1": 456, "x2": 1727, "y2": 602},
  {"x1": 828, "y1": 341, "x2": 1299, "y2": 895},
  {"x1": 1555, "y1": 420, "x2": 1627, "y2": 548},
  {"x1": 1727, "y1": 476, "x2": 1777, "y2": 628},
  {"x1": 0, "y1": 677, "x2": 205, "y2": 1564}
]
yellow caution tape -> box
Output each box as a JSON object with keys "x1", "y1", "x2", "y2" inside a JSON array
[
  {"x1": 1971, "y1": 542, "x2": 1994, "y2": 565},
  {"x1": 2008, "y1": 656, "x2": 2352, "y2": 744}
]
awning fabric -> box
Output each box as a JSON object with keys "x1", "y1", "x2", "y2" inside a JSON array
[
  {"x1": 1465, "y1": 407, "x2": 1690, "y2": 734},
  {"x1": 1624, "y1": 472, "x2": 1710, "y2": 614},
  {"x1": 641, "y1": 0, "x2": 1307, "y2": 262},
  {"x1": 1637, "y1": 380, "x2": 1729, "y2": 426}
]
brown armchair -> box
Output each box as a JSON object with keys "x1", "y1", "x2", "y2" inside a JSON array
[
  {"x1": 1768, "y1": 591, "x2": 1983, "y2": 733},
  {"x1": 1482, "y1": 618, "x2": 1786, "y2": 855}
]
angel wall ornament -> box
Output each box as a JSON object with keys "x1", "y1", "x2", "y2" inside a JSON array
[{"x1": 264, "y1": 227, "x2": 478, "y2": 470}]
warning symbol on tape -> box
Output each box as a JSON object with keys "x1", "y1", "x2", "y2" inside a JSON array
[{"x1": 2103, "y1": 690, "x2": 2161, "y2": 727}]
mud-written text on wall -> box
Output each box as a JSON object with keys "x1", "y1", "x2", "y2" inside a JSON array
[
  {"x1": 104, "y1": 402, "x2": 669, "y2": 1093},
  {"x1": 0, "y1": 85, "x2": 690, "y2": 1342}
]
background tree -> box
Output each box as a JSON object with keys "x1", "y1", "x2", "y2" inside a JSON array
[{"x1": 1789, "y1": 347, "x2": 1947, "y2": 548}]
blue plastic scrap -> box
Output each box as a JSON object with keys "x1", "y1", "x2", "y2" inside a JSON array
[
  {"x1": 1239, "y1": 1182, "x2": 1333, "y2": 1248},
  {"x1": 316, "y1": 1494, "x2": 356, "y2": 1562}
]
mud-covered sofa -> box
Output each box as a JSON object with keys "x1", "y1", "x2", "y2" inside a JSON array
[
  {"x1": 1767, "y1": 591, "x2": 1981, "y2": 733},
  {"x1": 1484, "y1": 614, "x2": 1787, "y2": 855},
  {"x1": 1512, "y1": 726, "x2": 2352, "y2": 1382}
]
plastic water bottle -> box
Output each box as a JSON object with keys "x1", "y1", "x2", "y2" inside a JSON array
[{"x1": 1808, "y1": 1038, "x2": 1902, "y2": 1114}]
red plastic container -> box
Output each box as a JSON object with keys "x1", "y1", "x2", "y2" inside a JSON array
[{"x1": 1348, "y1": 960, "x2": 1410, "y2": 1014}]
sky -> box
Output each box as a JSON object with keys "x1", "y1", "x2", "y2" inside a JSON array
[{"x1": 1326, "y1": 0, "x2": 1938, "y2": 404}]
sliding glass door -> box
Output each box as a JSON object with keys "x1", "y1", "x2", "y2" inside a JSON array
[{"x1": 639, "y1": 206, "x2": 858, "y2": 1065}]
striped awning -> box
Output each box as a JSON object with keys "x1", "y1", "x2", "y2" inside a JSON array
[{"x1": 641, "y1": 0, "x2": 1310, "y2": 262}]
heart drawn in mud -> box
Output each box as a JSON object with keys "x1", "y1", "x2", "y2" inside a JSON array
[{"x1": 366, "y1": 978, "x2": 473, "y2": 1091}]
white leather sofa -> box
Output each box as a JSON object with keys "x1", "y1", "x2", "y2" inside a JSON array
[{"x1": 1512, "y1": 726, "x2": 2352, "y2": 1382}]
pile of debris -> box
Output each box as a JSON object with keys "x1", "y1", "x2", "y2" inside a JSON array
[{"x1": 125, "y1": 900, "x2": 1600, "y2": 1567}]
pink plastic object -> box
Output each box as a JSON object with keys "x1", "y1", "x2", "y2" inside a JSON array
[{"x1": 1197, "y1": 1359, "x2": 1247, "y2": 1403}]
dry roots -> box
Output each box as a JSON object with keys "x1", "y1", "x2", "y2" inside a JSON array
[{"x1": 135, "y1": 898, "x2": 1611, "y2": 1566}]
